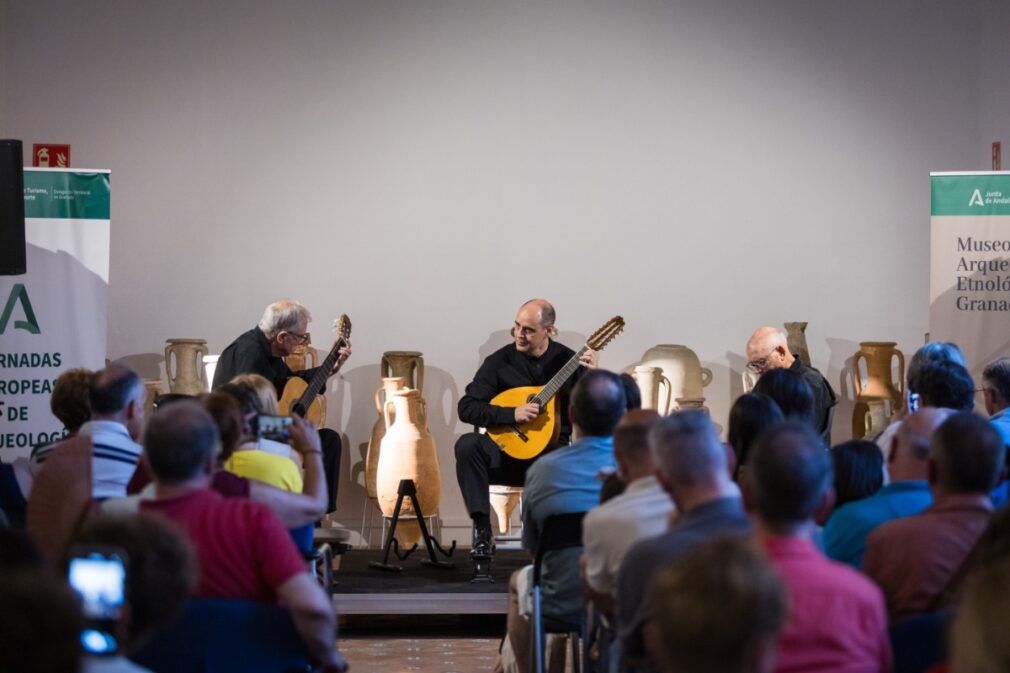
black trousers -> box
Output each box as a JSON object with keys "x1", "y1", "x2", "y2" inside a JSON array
[
  {"x1": 320, "y1": 428, "x2": 342, "y2": 512},
  {"x1": 454, "y1": 431, "x2": 534, "y2": 519}
]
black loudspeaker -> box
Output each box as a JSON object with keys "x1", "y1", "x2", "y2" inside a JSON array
[{"x1": 0, "y1": 139, "x2": 26, "y2": 276}]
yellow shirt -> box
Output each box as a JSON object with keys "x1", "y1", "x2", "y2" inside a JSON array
[{"x1": 224, "y1": 450, "x2": 303, "y2": 493}]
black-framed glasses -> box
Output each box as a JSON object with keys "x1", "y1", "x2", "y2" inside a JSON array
[{"x1": 286, "y1": 331, "x2": 310, "y2": 344}]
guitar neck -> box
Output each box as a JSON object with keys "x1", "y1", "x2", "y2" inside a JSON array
[
  {"x1": 531, "y1": 346, "x2": 588, "y2": 406},
  {"x1": 297, "y1": 337, "x2": 346, "y2": 408}
]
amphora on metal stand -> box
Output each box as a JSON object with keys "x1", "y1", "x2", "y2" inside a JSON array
[
  {"x1": 366, "y1": 377, "x2": 407, "y2": 500},
  {"x1": 164, "y1": 339, "x2": 209, "y2": 394},
  {"x1": 851, "y1": 342, "x2": 905, "y2": 439},
  {"x1": 376, "y1": 389, "x2": 441, "y2": 546},
  {"x1": 784, "y1": 322, "x2": 811, "y2": 367}
]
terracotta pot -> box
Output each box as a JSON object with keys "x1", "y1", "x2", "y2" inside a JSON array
[
  {"x1": 489, "y1": 485, "x2": 523, "y2": 536},
  {"x1": 365, "y1": 377, "x2": 407, "y2": 499},
  {"x1": 638, "y1": 344, "x2": 713, "y2": 411},
  {"x1": 631, "y1": 365, "x2": 672, "y2": 414},
  {"x1": 376, "y1": 389, "x2": 440, "y2": 545},
  {"x1": 284, "y1": 333, "x2": 320, "y2": 372},
  {"x1": 784, "y1": 322, "x2": 811, "y2": 367},
  {"x1": 142, "y1": 378, "x2": 165, "y2": 417},
  {"x1": 852, "y1": 342, "x2": 905, "y2": 439},
  {"x1": 381, "y1": 351, "x2": 424, "y2": 393},
  {"x1": 164, "y1": 339, "x2": 209, "y2": 394}
]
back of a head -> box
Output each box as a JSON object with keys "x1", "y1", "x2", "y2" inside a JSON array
[
  {"x1": 230, "y1": 373, "x2": 279, "y2": 415},
  {"x1": 614, "y1": 409, "x2": 661, "y2": 462},
  {"x1": 50, "y1": 368, "x2": 92, "y2": 433},
  {"x1": 896, "y1": 407, "x2": 955, "y2": 464},
  {"x1": 932, "y1": 412, "x2": 1006, "y2": 495},
  {"x1": 983, "y1": 357, "x2": 1010, "y2": 406},
  {"x1": 216, "y1": 381, "x2": 263, "y2": 417},
  {"x1": 143, "y1": 400, "x2": 220, "y2": 485},
  {"x1": 749, "y1": 422, "x2": 832, "y2": 529},
  {"x1": 650, "y1": 410, "x2": 727, "y2": 489},
  {"x1": 69, "y1": 515, "x2": 197, "y2": 648},
  {"x1": 728, "y1": 393, "x2": 785, "y2": 473},
  {"x1": 917, "y1": 361, "x2": 975, "y2": 411},
  {"x1": 571, "y1": 369, "x2": 627, "y2": 437},
  {"x1": 830, "y1": 440, "x2": 883, "y2": 509},
  {"x1": 619, "y1": 372, "x2": 643, "y2": 410},
  {"x1": 89, "y1": 364, "x2": 142, "y2": 416},
  {"x1": 752, "y1": 369, "x2": 814, "y2": 426},
  {"x1": 651, "y1": 536, "x2": 788, "y2": 673},
  {"x1": 258, "y1": 299, "x2": 311, "y2": 338},
  {"x1": 0, "y1": 571, "x2": 83, "y2": 673},
  {"x1": 908, "y1": 342, "x2": 966, "y2": 393},
  {"x1": 0, "y1": 525, "x2": 44, "y2": 572},
  {"x1": 951, "y1": 557, "x2": 1010, "y2": 673},
  {"x1": 200, "y1": 392, "x2": 245, "y2": 461}
]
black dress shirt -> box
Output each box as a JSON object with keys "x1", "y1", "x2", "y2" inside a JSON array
[
  {"x1": 212, "y1": 327, "x2": 321, "y2": 395},
  {"x1": 789, "y1": 357, "x2": 838, "y2": 443},
  {"x1": 457, "y1": 340, "x2": 582, "y2": 444}
]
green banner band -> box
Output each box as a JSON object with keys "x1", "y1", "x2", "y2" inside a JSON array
[
  {"x1": 931, "y1": 174, "x2": 1010, "y2": 216},
  {"x1": 23, "y1": 170, "x2": 111, "y2": 220}
]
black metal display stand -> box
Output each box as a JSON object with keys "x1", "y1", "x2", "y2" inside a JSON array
[{"x1": 369, "y1": 479, "x2": 456, "y2": 573}]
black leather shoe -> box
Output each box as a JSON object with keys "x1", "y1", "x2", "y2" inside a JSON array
[{"x1": 471, "y1": 523, "x2": 495, "y2": 558}]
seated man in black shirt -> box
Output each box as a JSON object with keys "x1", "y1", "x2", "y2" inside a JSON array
[
  {"x1": 455, "y1": 299, "x2": 596, "y2": 557},
  {"x1": 213, "y1": 299, "x2": 351, "y2": 511}
]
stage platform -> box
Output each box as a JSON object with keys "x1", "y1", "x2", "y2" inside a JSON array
[{"x1": 331, "y1": 548, "x2": 527, "y2": 615}]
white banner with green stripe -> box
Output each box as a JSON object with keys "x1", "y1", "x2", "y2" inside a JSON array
[
  {"x1": 0, "y1": 168, "x2": 110, "y2": 456},
  {"x1": 930, "y1": 171, "x2": 1010, "y2": 378}
]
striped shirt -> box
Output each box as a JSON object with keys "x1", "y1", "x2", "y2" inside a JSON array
[{"x1": 79, "y1": 420, "x2": 142, "y2": 499}]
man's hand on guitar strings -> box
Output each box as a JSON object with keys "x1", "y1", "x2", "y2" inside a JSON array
[
  {"x1": 514, "y1": 402, "x2": 540, "y2": 424},
  {"x1": 580, "y1": 348, "x2": 599, "y2": 369},
  {"x1": 332, "y1": 338, "x2": 352, "y2": 372}
]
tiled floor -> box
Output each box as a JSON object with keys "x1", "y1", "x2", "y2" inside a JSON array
[{"x1": 339, "y1": 637, "x2": 500, "y2": 673}]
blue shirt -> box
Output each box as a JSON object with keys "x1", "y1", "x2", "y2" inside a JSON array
[
  {"x1": 823, "y1": 480, "x2": 932, "y2": 568},
  {"x1": 521, "y1": 433, "x2": 616, "y2": 624},
  {"x1": 989, "y1": 411, "x2": 1010, "y2": 507}
]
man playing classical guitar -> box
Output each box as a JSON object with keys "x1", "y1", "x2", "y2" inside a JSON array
[
  {"x1": 455, "y1": 299, "x2": 597, "y2": 558},
  {"x1": 213, "y1": 299, "x2": 351, "y2": 512}
]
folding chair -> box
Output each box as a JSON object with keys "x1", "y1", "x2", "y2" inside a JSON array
[{"x1": 531, "y1": 511, "x2": 587, "y2": 673}]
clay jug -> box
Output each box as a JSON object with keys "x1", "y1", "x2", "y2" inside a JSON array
[
  {"x1": 142, "y1": 378, "x2": 165, "y2": 417},
  {"x1": 164, "y1": 339, "x2": 209, "y2": 394},
  {"x1": 376, "y1": 389, "x2": 440, "y2": 545},
  {"x1": 784, "y1": 322, "x2": 811, "y2": 367},
  {"x1": 381, "y1": 351, "x2": 424, "y2": 393},
  {"x1": 639, "y1": 345, "x2": 713, "y2": 411},
  {"x1": 284, "y1": 332, "x2": 320, "y2": 372},
  {"x1": 631, "y1": 366, "x2": 672, "y2": 414},
  {"x1": 862, "y1": 400, "x2": 890, "y2": 439},
  {"x1": 851, "y1": 342, "x2": 905, "y2": 439},
  {"x1": 365, "y1": 376, "x2": 407, "y2": 499}
]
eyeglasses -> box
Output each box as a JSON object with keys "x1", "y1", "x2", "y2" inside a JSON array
[
  {"x1": 286, "y1": 331, "x2": 310, "y2": 344},
  {"x1": 747, "y1": 348, "x2": 778, "y2": 373}
]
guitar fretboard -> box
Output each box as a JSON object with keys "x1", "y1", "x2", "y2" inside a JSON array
[
  {"x1": 296, "y1": 337, "x2": 346, "y2": 411},
  {"x1": 531, "y1": 346, "x2": 589, "y2": 406}
]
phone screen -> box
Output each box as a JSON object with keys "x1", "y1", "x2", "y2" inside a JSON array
[
  {"x1": 256, "y1": 414, "x2": 293, "y2": 441},
  {"x1": 68, "y1": 552, "x2": 126, "y2": 655}
]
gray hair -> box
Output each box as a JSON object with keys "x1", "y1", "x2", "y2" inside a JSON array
[
  {"x1": 143, "y1": 401, "x2": 220, "y2": 485},
  {"x1": 908, "y1": 342, "x2": 966, "y2": 393},
  {"x1": 649, "y1": 410, "x2": 727, "y2": 487},
  {"x1": 983, "y1": 358, "x2": 1010, "y2": 405},
  {"x1": 258, "y1": 300, "x2": 311, "y2": 338}
]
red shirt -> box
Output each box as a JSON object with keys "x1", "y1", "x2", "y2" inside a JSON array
[
  {"x1": 763, "y1": 535, "x2": 892, "y2": 673},
  {"x1": 141, "y1": 489, "x2": 305, "y2": 602}
]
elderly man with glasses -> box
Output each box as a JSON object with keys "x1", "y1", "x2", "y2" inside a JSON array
[
  {"x1": 213, "y1": 299, "x2": 351, "y2": 511},
  {"x1": 745, "y1": 326, "x2": 836, "y2": 444}
]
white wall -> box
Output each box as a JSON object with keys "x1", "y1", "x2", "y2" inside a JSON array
[
  {"x1": 980, "y1": 0, "x2": 1010, "y2": 166},
  {"x1": 2, "y1": 0, "x2": 989, "y2": 537}
]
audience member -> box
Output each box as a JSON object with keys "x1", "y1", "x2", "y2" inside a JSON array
[
  {"x1": 651, "y1": 536, "x2": 788, "y2": 673},
  {"x1": 949, "y1": 557, "x2": 1010, "y2": 673},
  {"x1": 747, "y1": 422, "x2": 891, "y2": 673},
  {"x1": 980, "y1": 358, "x2": 1010, "y2": 505},
  {"x1": 823, "y1": 408, "x2": 951, "y2": 568},
  {"x1": 751, "y1": 369, "x2": 815, "y2": 429},
  {"x1": 916, "y1": 361, "x2": 975, "y2": 412},
  {"x1": 863, "y1": 411, "x2": 1005, "y2": 621},
  {"x1": 501, "y1": 369, "x2": 626, "y2": 673},
  {"x1": 583, "y1": 409, "x2": 671, "y2": 619},
  {"x1": 138, "y1": 401, "x2": 346, "y2": 672},
  {"x1": 30, "y1": 367, "x2": 93, "y2": 469},
  {"x1": 67, "y1": 515, "x2": 197, "y2": 673},
  {"x1": 619, "y1": 372, "x2": 643, "y2": 410},
  {"x1": 727, "y1": 393, "x2": 784, "y2": 480},
  {"x1": 230, "y1": 373, "x2": 281, "y2": 414},
  {"x1": 0, "y1": 571, "x2": 84, "y2": 673},
  {"x1": 85, "y1": 365, "x2": 147, "y2": 499},
  {"x1": 830, "y1": 440, "x2": 883, "y2": 510},
  {"x1": 616, "y1": 410, "x2": 748, "y2": 673},
  {"x1": 745, "y1": 327, "x2": 836, "y2": 443}
]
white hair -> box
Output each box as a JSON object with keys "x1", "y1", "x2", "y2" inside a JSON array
[{"x1": 258, "y1": 300, "x2": 311, "y2": 338}]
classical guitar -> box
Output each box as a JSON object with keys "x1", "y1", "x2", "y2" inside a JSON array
[
  {"x1": 487, "y1": 316, "x2": 625, "y2": 460},
  {"x1": 278, "y1": 314, "x2": 351, "y2": 424}
]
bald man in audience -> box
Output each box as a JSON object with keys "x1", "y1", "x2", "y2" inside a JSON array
[
  {"x1": 616, "y1": 410, "x2": 749, "y2": 673},
  {"x1": 745, "y1": 327, "x2": 836, "y2": 443},
  {"x1": 863, "y1": 412, "x2": 1006, "y2": 622},
  {"x1": 582, "y1": 409, "x2": 672, "y2": 620},
  {"x1": 139, "y1": 401, "x2": 347, "y2": 672},
  {"x1": 823, "y1": 407, "x2": 953, "y2": 568},
  {"x1": 747, "y1": 422, "x2": 891, "y2": 673}
]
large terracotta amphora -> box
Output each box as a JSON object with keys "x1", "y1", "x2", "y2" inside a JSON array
[
  {"x1": 784, "y1": 322, "x2": 811, "y2": 367},
  {"x1": 365, "y1": 377, "x2": 407, "y2": 500},
  {"x1": 380, "y1": 351, "x2": 424, "y2": 393},
  {"x1": 376, "y1": 388, "x2": 440, "y2": 545},
  {"x1": 851, "y1": 342, "x2": 905, "y2": 439},
  {"x1": 631, "y1": 366, "x2": 672, "y2": 414},
  {"x1": 164, "y1": 339, "x2": 209, "y2": 394},
  {"x1": 639, "y1": 345, "x2": 713, "y2": 411}
]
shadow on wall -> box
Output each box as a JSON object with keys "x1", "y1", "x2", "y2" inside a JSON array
[
  {"x1": 114, "y1": 353, "x2": 163, "y2": 381},
  {"x1": 826, "y1": 338, "x2": 859, "y2": 445}
]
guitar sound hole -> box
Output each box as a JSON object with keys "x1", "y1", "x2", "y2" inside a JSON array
[{"x1": 293, "y1": 404, "x2": 306, "y2": 418}]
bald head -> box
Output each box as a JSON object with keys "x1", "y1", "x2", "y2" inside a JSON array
[
  {"x1": 143, "y1": 400, "x2": 220, "y2": 486},
  {"x1": 746, "y1": 327, "x2": 793, "y2": 375},
  {"x1": 514, "y1": 299, "x2": 557, "y2": 357},
  {"x1": 894, "y1": 407, "x2": 955, "y2": 465},
  {"x1": 518, "y1": 299, "x2": 556, "y2": 328}
]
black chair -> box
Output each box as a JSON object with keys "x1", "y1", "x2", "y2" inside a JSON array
[{"x1": 531, "y1": 511, "x2": 587, "y2": 673}]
